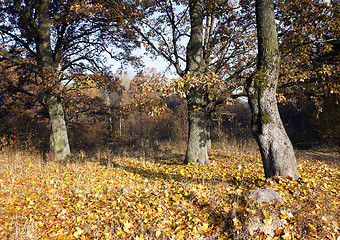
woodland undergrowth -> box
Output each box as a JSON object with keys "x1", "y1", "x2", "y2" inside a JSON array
[{"x1": 0, "y1": 145, "x2": 339, "y2": 240}]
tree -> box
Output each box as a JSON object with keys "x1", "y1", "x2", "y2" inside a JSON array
[
  {"x1": 275, "y1": 0, "x2": 339, "y2": 143},
  {"x1": 104, "y1": 0, "x2": 255, "y2": 164},
  {"x1": 0, "y1": 0, "x2": 137, "y2": 159},
  {"x1": 245, "y1": 0, "x2": 299, "y2": 178},
  {"x1": 183, "y1": 0, "x2": 209, "y2": 164},
  {"x1": 0, "y1": 0, "x2": 70, "y2": 158},
  {"x1": 0, "y1": 61, "x2": 51, "y2": 151}
]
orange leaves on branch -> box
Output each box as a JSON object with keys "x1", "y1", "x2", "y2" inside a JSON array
[
  {"x1": 126, "y1": 68, "x2": 236, "y2": 117},
  {"x1": 70, "y1": 1, "x2": 104, "y2": 20},
  {"x1": 122, "y1": 68, "x2": 171, "y2": 116}
]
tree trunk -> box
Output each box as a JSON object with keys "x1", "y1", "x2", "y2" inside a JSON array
[
  {"x1": 185, "y1": 89, "x2": 210, "y2": 164},
  {"x1": 184, "y1": 0, "x2": 210, "y2": 164},
  {"x1": 38, "y1": 0, "x2": 71, "y2": 159},
  {"x1": 46, "y1": 95, "x2": 71, "y2": 159},
  {"x1": 246, "y1": 0, "x2": 299, "y2": 178}
]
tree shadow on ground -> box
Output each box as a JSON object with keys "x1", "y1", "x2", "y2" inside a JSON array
[
  {"x1": 296, "y1": 150, "x2": 340, "y2": 164},
  {"x1": 100, "y1": 158, "x2": 225, "y2": 185},
  {"x1": 100, "y1": 156, "x2": 253, "y2": 238},
  {"x1": 99, "y1": 152, "x2": 265, "y2": 192}
]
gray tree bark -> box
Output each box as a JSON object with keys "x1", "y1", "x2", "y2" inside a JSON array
[
  {"x1": 184, "y1": 0, "x2": 210, "y2": 164},
  {"x1": 245, "y1": 0, "x2": 299, "y2": 178},
  {"x1": 185, "y1": 89, "x2": 210, "y2": 164},
  {"x1": 38, "y1": 0, "x2": 71, "y2": 159},
  {"x1": 46, "y1": 95, "x2": 71, "y2": 159}
]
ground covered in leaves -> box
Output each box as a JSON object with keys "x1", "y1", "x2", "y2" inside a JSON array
[{"x1": 0, "y1": 146, "x2": 339, "y2": 239}]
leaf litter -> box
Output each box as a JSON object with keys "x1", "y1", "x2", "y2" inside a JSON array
[{"x1": 0, "y1": 148, "x2": 339, "y2": 239}]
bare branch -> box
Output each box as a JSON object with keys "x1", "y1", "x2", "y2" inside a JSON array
[
  {"x1": 0, "y1": 26, "x2": 36, "y2": 57},
  {"x1": 13, "y1": 0, "x2": 39, "y2": 35}
]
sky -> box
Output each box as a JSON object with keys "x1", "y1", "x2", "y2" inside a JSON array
[{"x1": 108, "y1": 46, "x2": 177, "y2": 80}]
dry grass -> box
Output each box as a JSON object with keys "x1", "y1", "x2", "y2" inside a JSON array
[{"x1": 0, "y1": 144, "x2": 339, "y2": 239}]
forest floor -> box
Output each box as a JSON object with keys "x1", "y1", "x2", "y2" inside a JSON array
[{"x1": 0, "y1": 144, "x2": 339, "y2": 240}]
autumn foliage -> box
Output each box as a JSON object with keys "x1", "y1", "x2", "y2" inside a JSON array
[
  {"x1": 0, "y1": 146, "x2": 339, "y2": 239},
  {"x1": 0, "y1": 0, "x2": 339, "y2": 238}
]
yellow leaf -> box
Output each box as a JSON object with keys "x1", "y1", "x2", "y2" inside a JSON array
[
  {"x1": 73, "y1": 227, "x2": 83, "y2": 238},
  {"x1": 157, "y1": 207, "x2": 163, "y2": 214},
  {"x1": 263, "y1": 211, "x2": 272, "y2": 226},
  {"x1": 172, "y1": 194, "x2": 180, "y2": 201},
  {"x1": 263, "y1": 217, "x2": 272, "y2": 226},
  {"x1": 123, "y1": 221, "x2": 133, "y2": 233},
  {"x1": 155, "y1": 230, "x2": 162, "y2": 238},
  {"x1": 280, "y1": 210, "x2": 293, "y2": 220},
  {"x1": 308, "y1": 224, "x2": 316, "y2": 231},
  {"x1": 233, "y1": 217, "x2": 242, "y2": 230},
  {"x1": 201, "y1": 223, "x2": 209, "y2": 230},
  {"x1": 283, "y1": 231, "x2": 293, "y2": 240}
]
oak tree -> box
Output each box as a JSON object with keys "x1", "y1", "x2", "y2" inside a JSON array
[
  {"x1": 245, "y1": 0, "x2": 299, "y2": 178},
  {"x1": 103, "y1": 0, "x2": 256, "y2": 164},
  {"x1": 276, "y1": 0, "x2": 339, "y2": 142},
  {"x1": 0, "y1": 0, "x2": 137, "y2": 159}
]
